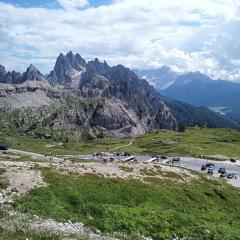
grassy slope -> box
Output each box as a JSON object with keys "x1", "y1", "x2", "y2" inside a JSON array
[
  {"x1": 14, "y1": 169, "x2": 240, "y2": 240},
  {"x1": 125, "y1": 127, "x2": 240, "y2": 158},
  {"x1": 0, "y1": 227, "x2": 59, "y2": 240},
  {"x1": 1, "y1": 126, "x2": 240, "y2": 158}
]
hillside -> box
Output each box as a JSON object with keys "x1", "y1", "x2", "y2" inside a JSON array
[
  {"x1": 162, "y1": 97, "x2": 240, "y2": 130},
  {"x1": 1, "y1": 126, "x2": 240, "y2": 159},
  {"x1": 0, "y1": 52, "x2": 177, "y2": 138},
  {"x1": 135, "y1": 69, "x2": 240, "y2": 130},
  {"x1": 161, "y1": 71, "x2": 240, "y2": 119},
  {"x1": 0, "y1": 127, "x2": 240, "y2": 239}
]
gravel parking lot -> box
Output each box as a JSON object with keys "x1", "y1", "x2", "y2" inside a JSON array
[{"x1": 78, "y1": 154, "x2": 240, "y2": 188}]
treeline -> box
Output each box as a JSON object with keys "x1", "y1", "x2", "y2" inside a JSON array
[{"x1": 162, "y1": 97, "x2": 240, "y2": 130}]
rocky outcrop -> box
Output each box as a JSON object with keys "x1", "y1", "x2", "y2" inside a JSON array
[
  {"x1": 80, "y1": 62, "x2": 177, "y2": 132},
  {"x1": 0, "y1": 52, "x2": 178, "y2": 138},
  {"x1": 21, "y1": 64, "x2": 46, "y2": 82},
  {"x1": 0, "y1": 65, "x2": 22, "y2": 84},
  {"x1": 48, "y1": 52, "x2": 86, "y2": 87},
  {"x1": 66, "y1": 51, "x2": 87, "y2": 71},
  {"x1": 0, "y1": 65, "x2": 6, "y2": 81}
]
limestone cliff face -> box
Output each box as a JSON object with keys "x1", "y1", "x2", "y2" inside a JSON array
[
  {"x1": 0, "y1": 65, "x2": 22, "y2": 84},
  {"x1": 0, "y1": 52, "x2": 178, "y2": 138},
  {"x1": 79, "y1": 60, "x2": 177, "y2": 135}
]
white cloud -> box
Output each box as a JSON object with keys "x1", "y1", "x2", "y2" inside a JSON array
[
  {"x1": 57, "y1": 0, "x2": 89, "y2": 9},
  {"x1": 0, "y1": 0, "x2": 240, "y2": 81}
]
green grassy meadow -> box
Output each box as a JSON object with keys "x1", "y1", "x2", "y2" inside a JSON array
[
  {"x1": 1, "y1": 126, "x2": 240, "y2": 239},
  {"x1": 1, "y1": 126, "x2": 240, "y2": 158},
  {"x1": 14, "y1": 168, "x2": 240, "y2": 240}
]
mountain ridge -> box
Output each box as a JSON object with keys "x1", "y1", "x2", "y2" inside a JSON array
[
  {"x1": 161, "y1": 71, "x2": 240, "y2": 119},
  {"x1": 0, "y1": 52, "x2": 239, "y2": 139},
  {"x1": 135, "y1": 66, "x2": 240, "y2": 120},
  {"x1": 0, "y1": 52, "x2": 178, "y2": 138}
]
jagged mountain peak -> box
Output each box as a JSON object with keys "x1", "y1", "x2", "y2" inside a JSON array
[
  {"x1": 108, "y1": 64, "x2": 139, "y2": 83},
  {"x1": 21, "y1": 64, "x2": 45, "y2": 82},
  {"x1": 75, "y1": 53, "x2": 87, "y2": 66},
  {"x1": 48, "y1": 51, "x2": 87, "y2": 86},
  {"x1": 0, "y1": 64, "x2": 23, "y2": 84},
  {"x1": 0, "y1": 52, "x2": 239, "y2": 136},
  {"x1": 86, "y1": 58, "x2": 110, "y2": 76},
  {"x1": 175, "y1": 71, "x2": 212, "y2": 86},
  {"x1": 134, "y1": 66, "x2": 179, "y2": 90},
  {"x1": 66, "y1": 50, "x2": 74, "y2": 59},
  {"x1": 0, "y1": 65, "x2": 6, "y2": 74},
  {"x1": 67, "y1": 51, "x2": 87, "y2": 70},
  {"x1": 27, "y1": 64, "x2": 39, "y2": 72}
]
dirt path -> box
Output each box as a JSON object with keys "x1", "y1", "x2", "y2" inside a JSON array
[
  {"x1": 110, "y1": 139, "x2": 134, "y2": 151},
  {"x1": 7, "y1": 149, "x2": 64, "y2": 162}
]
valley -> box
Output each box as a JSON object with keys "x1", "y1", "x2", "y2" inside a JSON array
[{"x1": 1, "y1": 0, "x2": 240, "y2": 239}]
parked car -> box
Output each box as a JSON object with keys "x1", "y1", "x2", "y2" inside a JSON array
[
  {"x1": 201, "y1": 165, "x2": 207, "y2": 171},
  {"x1": 0, "y1": 144, "x2": 9, "y2": 150},
  {"x1": 161, "y1": 155, "x2": 168, "y2": 160},
  {"x1": 220, "y1": 173, "x2": 227, "y2": 178},
  {"x1": 172, "y1": 157, "x2": 180, "y2": 162},
  {"x1": 227, "y1": 173, "x2": 234, "y2": 179},
  {"x1": 206, "y1": 163, "x2": 215, "y2": 168},
  {"x1": 152, "y1": 155, "x2": 160, "y2": 160},
  {"x1": 218, "y1": 167, "x2": 226, "y2": 174},
  {"x1": 208, "y1": 165, "x2": 214, "y2": 171}
]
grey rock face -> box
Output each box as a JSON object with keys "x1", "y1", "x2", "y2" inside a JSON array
[
  {"x1": 6, "y1": 71, "x2": 22, "y2": 84},
  {"x1": 21, "y1": 64, "x2": 45, "y2": 82},
  {"x1": 48, "y1": 53, "x2": 74, "y2": 85},
  {"x1": 0, "y1": 65, "x2": 6, "y2": 83},
  {"x1": 80, "y1": 62, "x2": 178, "y2": 132},
  {"x1": 66, "y1": 51, "x2": 87, "y2": 71},
  {"x1": 48, "y1": 51, "x2": 86, "y2": 87},
  {"x1": 0, "y1": 65, "x2": 6, "y2": 76},
  {"x1": 0, "y1": 53, "x2": 178, "y2": 138},
  {"x1": 0, "y1": 65, "x2": 22, "y2": 84}
]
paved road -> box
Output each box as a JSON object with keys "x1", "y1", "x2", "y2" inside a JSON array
[
  {"x1": 177, "y1": 157, "x2": 240, "y2": 188},
  {"x1": 78, "y1": 154, "x2": 240, "y2": 188}
]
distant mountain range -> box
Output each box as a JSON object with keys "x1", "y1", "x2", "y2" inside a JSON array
[
  {"x1": 0, "y1": 52, "x2": 238, "y2": 140},
  {"x1": 135, "y1": 68, "x2": 240, "y2": 121},
  {"x1": 134, "y1": 66, "x2": 179, "y2": 90}
]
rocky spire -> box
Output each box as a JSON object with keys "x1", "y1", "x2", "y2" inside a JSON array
[
  {"x1": 0, "y1": 65, "x2": 22, "y2": 84},
  {"x1": 66, "y1": 51, "x2": 87, "y2": 71},
  {"x1": 48, "y1": 51, "x2": 87, "y2": 86},
  {"x1": 21, "y1": 64, "x2": 45, "y2": 82},
  {"x1": 86, "y1": 58, "x2": 110, "y2": 76},
  {"x1": 0, "y1": 65, "x2": 6, "y2": 83}
]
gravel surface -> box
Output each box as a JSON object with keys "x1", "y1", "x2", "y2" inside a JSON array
[{"x1": 76, "y1": 154, "x2": 240, "y2": 188}]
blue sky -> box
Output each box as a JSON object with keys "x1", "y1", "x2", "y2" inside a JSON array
[{"x1": 1, "y1": 0, "x2": 240, "y2": 81}]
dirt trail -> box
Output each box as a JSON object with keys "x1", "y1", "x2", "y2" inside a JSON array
[
  {"x1": 110, "y1": 139, "x2": 134, "y2": 151},
  {"x1": 7, "y1": 149, "x2": 64, "y2": 162}
]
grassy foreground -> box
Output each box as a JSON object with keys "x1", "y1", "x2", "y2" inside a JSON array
[
  {"x1": 0, "y1": 227, "x2": 59, "y2": 240},
  {"x1": 1, "y1": 126, "x2": 240, "y2": 158},
  {"x1": 14, "y1": 168, "x2": 240, "y2": 240}
]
